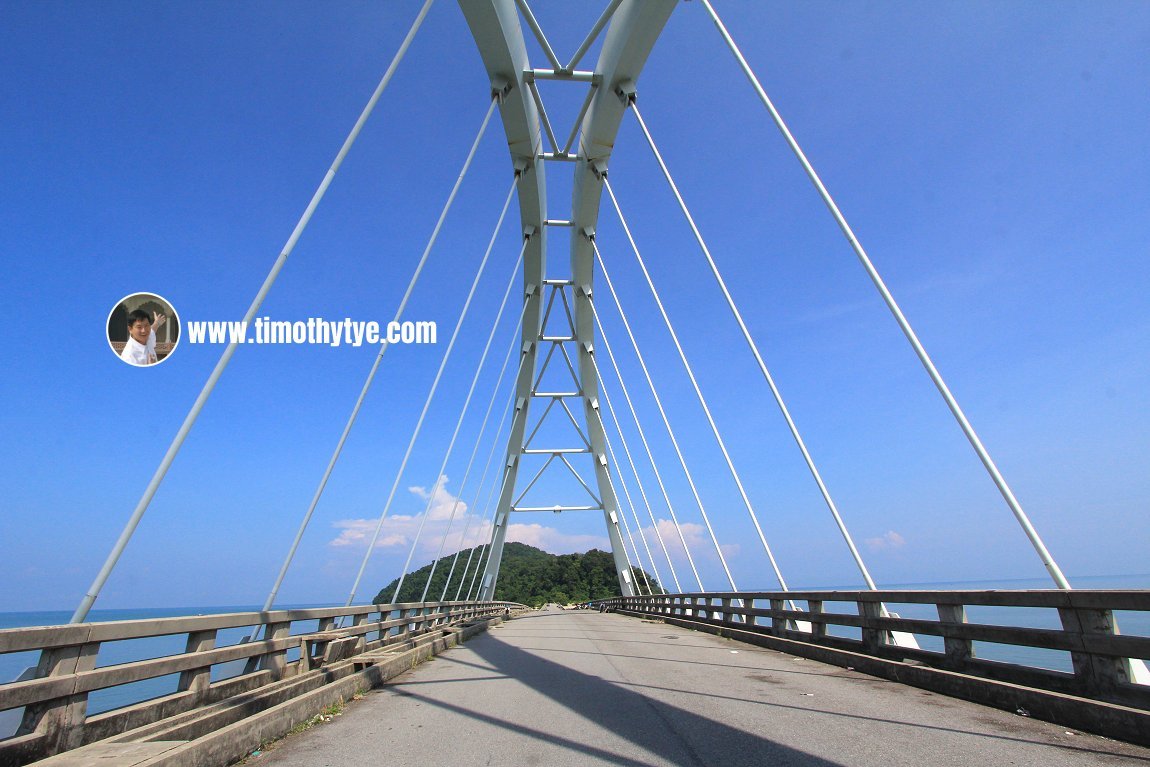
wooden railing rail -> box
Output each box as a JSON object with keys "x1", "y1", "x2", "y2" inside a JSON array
[
  {"x1": 593, "y1": 590, "x2": 1150, "y2": 710},
  {"x1": 0, "y1": 600, "x2": 520, "y2": 763}
]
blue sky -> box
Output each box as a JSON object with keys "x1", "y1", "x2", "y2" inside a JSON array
[{"x1": 1, "y1": 1, "x2": 1148, "y2": 611}]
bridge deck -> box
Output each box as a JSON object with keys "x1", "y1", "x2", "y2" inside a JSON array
[{"x1": 255, "y1": 609, "x2": 1150, "y2": 767}]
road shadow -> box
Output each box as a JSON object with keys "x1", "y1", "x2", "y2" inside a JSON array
[
  {"x1": 410, "y1": 615, "x2": 846, "y2": 766},
  {"x1": 395, "y1": 612, "x2": 1150, "y2": 766}
]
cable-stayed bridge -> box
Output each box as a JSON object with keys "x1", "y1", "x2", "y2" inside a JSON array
[{"x1": 2, "y1": 1, "x2": 1149, "y2": 765}]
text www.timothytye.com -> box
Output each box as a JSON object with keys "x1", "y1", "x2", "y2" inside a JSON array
[{"x1": 186, "y1": 318, "x2": 437, "y2": 347}]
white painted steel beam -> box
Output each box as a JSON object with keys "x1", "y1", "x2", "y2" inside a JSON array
[
  {"x1": 567, "y1": 0, "x2": 677, "y2": 597},
  {"x1": 458, "y1": 0, "x2": 550, "y2": 601}
]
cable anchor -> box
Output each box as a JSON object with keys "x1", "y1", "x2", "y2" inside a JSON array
[
  {"x1": 614, "y1": 78, "x2": 636, "y2": 107},
  {"x1": 491, "y1": 76, "x2": 513, "y2": 104}
]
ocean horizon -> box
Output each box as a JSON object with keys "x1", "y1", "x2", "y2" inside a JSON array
[{"x1": 4, "y1": 572, "x2": 1148, "y2": 624}]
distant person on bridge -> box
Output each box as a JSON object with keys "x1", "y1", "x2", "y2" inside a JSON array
[{"x1": 119, "y1": 309, "x2": 166, "y2": 366}]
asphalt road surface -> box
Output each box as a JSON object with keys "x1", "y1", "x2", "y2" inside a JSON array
[{"x1": 253, "y1": 607, "x2": 1150, "y2": 766}]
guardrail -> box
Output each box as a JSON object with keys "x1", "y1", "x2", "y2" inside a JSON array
[
  {"x1": 594, "y1": 590, "x2": 1150, "y2": 743},
  {"x1": 0, "y1": 600, "x2": 519, "y2": 766}
]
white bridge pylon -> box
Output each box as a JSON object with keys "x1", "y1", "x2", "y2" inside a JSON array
[
  {"x1": 463, "y1": 0, "x2": 680, "y2": 600},
  {"x1": 460, "y1": 0, "x2": 892, "y2": 611}
]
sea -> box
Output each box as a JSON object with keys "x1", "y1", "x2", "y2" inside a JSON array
[
  {"x1": 0, "y1": 603, "x2": 349, "y2": 739},
  {"x1": 1, "y1": 576, "x2": 1147, "y2": 740}
]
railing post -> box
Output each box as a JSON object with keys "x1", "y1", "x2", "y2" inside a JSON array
[
  {"x1": 376, "y1": 608, "x2": 390, "y2": 643},
  {"x1": 936, "y1": 603, "x2": 972, "y2": 670},
  {"x1": 177, "y1": 630, "x2": 217, "y2": 699},
  {"x1": 743, "y1": 598, "x2": 756, "y2": 628},
  {"x1": 808, "y1": 600, "x2": 826, "y2": 639},
  {"x1": 17, "y1": 641, "x2": 100, "y2": 753},
  {"x1": 1058, "y1": 605, "x2": 1131, "y2": 696},
  {"x1": 770, "y1": 599, "x2": 785, "y2": 634},
  {"x1": 259, "y1": 622, "x2": 292, "y2": 679},
  {"x1": 351, "y1": 612, "x2": 368, "y2": 654},
  {"x1": 859, "y1": 599, "x2": 884, "y2": 652}
]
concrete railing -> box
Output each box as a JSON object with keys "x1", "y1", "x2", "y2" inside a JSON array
[
  {"x1": 0, "y1": 600, "x2": 519, "y2": 766},
  {"x1": 594, "y1": 590, "x2": 1150, "y2": 744}
]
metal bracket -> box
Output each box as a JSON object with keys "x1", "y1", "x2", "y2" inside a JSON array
[
  {"x1": 491, "y1": 76, "x2": 513, "y2": 104},
  {"x1": 614, "y1": 78, "x2": 637, "y2": 106},
  {"x1": 538, "y1": 152, "x2": 580, "y2": 162}
]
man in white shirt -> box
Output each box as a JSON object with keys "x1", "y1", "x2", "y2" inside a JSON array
[{"x1": 119, "y1": 309, "x2": 167, "y2": 366}]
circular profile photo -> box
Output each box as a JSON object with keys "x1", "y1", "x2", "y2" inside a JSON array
[{"x1": 108, "y1": 293, "x2": 181, "y2": 366}]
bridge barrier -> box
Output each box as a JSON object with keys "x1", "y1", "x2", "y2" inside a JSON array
[
  {"x1": 0, "y1": 600, "x2": 522, "y2": 766},
  {"x1": 593, "y1": 590, "x2": 1150, "y2": 746}
]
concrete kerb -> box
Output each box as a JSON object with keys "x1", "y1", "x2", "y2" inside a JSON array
[
  {"x1": 612, "y1": 609, "x2": 1150, "y2": 748},
  {"x1": 158, "y1": 616, "x2": 510, "y2": 767},
  {"x1": 34, "y1": 613, "x2": 513, "y2": 767}
]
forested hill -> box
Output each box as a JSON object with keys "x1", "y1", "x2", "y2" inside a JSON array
[{"x1": 373, "y1": 542, "x2": 661, "y2": 607}]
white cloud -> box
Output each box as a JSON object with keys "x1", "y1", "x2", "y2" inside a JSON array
[
  {"x1": 506, "y1": 523, "x2": 609, "y2": 553},
  {"x1": 409, "y1": 474, "x2": 468, "y2": 520},
  {"x1": 661, "y1": 519, "x2": 739, "y2": 556},
  {"x1": 329, "y1": 517, "x2": 410, "y2": 549},
  {"x1": 864, "y1": 530, "x2": 907, "y2": 551},
  {"x1": 329, "y1": 475, "x2": 474, "y2": 555},
  {"x1": 326, "y1": 474, "x2": 613, "y2": 559},
  {"x1": 329, "y1": 476, "x2": 692, "y2": 562},
  {"x1": 634, "y1": 518, "x2": 740, "y2": 567},
  {"x1": 652, "y1": 519, "x2": 705, "y2": 553}
]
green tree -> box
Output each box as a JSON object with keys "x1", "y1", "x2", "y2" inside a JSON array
[{"x1": 373, "y1": 542, "x2": 661, "y2": 606}]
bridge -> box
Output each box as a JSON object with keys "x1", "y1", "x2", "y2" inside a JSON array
[{"x1": 3, "y1": 1, "x2": 1149, "y2": 765}]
